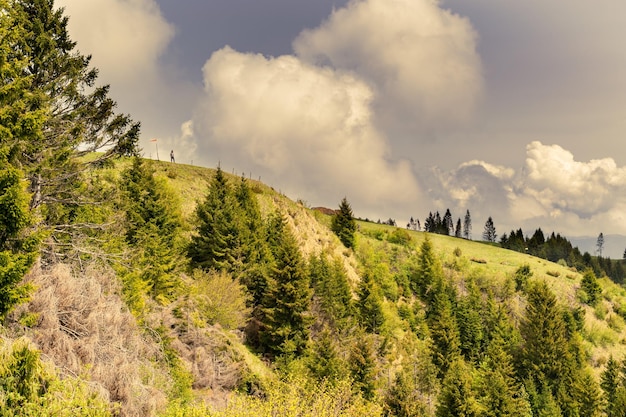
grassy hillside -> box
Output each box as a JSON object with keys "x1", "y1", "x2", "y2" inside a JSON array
[{"x1": 4, "y1": 158, "x2": 626, "y2": 416}]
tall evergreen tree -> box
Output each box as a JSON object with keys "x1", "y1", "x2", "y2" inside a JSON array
[
  {"x1": 0, "y1": 4, "x2": 41, "y2": 317},
  {"x1": 463, "y1": 210, "x2": 472, "y2": 239},
  {"x1": 356, "y1": 272, "x2": 385, "y2": 333},
  {"x1": 518, "y1": 281, "x2": 574, "y2": 401},
  {"x1": 260, "y1": 212, "x2": 312, "y2": 357},
  {"x1": 119, "y1": 158, "x2": 184, "y2": 305},
  {"x1": 188, "y1": 166, "x2": 241, "y2": 273},
  {"x1": 455, "y1": 218, "x2": 462, "y2": 238},
  {"x1": 596, "y1": 232, "x2": 605, "y2": 257},
  {"x1": 483, "y1": 217, "x2": 497, "y2": 242},
  {"x1": 348, "y1": 331, "x2": 377, "y2": 400},
  {"x1": 331, "y1": 197, "x2": 357, "y2": 249},
  {"x1": 442, "y1": 209, "x2": 453, "y2": 236},
  {"x1": 8, "y1": 0, "x2": 139, "y2": 225},
  {"x1": 436, "y1": 360, "x2": 483, "y2": 417}
]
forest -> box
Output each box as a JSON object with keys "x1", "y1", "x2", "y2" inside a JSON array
[{"x1": 3, "y1": 1, "x2": 626, "y2": 416}]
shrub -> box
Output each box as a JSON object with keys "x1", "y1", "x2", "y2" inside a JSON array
[{"x1": 387, "y1": 229, "x2": 412, "y2": 246}]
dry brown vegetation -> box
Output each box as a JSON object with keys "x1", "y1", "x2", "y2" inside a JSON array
[{"x1": 7, "y1": 262, "x2": 169, "y2": 416}]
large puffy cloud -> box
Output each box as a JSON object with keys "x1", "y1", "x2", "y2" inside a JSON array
[
  {"x1": 190, "y1": 47, "x2": 419, "y2": 216},
  {"x1": 293, "y1": 0, "x2": 482, "y2": 139},
  {"x1": 427, "y1": 141, "x2": 626, "y2": 240},
  {"x1": 57, "y1": 0, "x2": 197, "y2": 150},
  {"x1": 521, "y1": 141, "x2": 626, "y2": 219},
  {"x1": 57, "y1": 0, "x2": 174, "y2": 86}
]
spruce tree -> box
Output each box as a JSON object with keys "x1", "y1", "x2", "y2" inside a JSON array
[
  {"x1": 518, "y1": 281, "x2": 573, "y2": 397},
  {"x1": 483, "y1": 217, "x2": 497, "y2": 242},
  {"x1": 331, "y1": 197, "x2": 357, "y2": 249},
  {"x1": 119, "y1": 158, "x2": 184, "y2": 305},
  {"x1": 356, "y1": 272, "x2": 385, "y2": 333},
  {"x1": 260, "y1": 212, "x2": 312, "y2": 357},
  {"x1": 0, "y1": 7, "x2": 41, "y2": 317},
  {"x1": 348, "y1": 331, "x2": 377, "y2": 400},
  {"x1": 436, "y1": 360, "x2": 483, "y2": 417},
  {"x1": 188, "y1": 166, "x2": 241, "y2": 273},
  {"x1": 463, "y1": 210, "x2": 472, "y2": 239},
  {"x1": 580, "y1": 269, "x2": 601, "y2": 306},
  {"x1": 8, "y1": 0, "x2": 139, "y2": 228}
]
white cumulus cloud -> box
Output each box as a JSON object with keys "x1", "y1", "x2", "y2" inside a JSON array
[
  {"x1": 57, "y1": 0, "x2": 174, "y2": 86},
  {"x1": 293, "y1": 0, "x2": 482, "y2": 138},
  {"x1": 191, "y1": 47, "x2": 419, "y2": 215}
]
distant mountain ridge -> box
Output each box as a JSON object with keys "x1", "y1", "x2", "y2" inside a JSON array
[{"x1": 568, "y1": 234, "x2": 626, "y2": 259}]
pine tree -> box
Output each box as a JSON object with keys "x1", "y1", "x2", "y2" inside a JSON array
[
  {"x1": 260, "y1": 212, "x2": 312, "y2": 357},
  {"x1": 455, "y1": 218, "x2": 462, "y2": 238},
  {"x1": 356, "y1": 272, "x2": 385, "y2": 333},
  {"x1": 429, "y1": 286, "x2": 461, "y2": 378},
  {"x1": 580, "y1": 269, "x2": 601, "y2": 306},
  {"x1": 0, "y1": 8, "x2": 41, "y2": 317},
  {"x1": 309, "y1": 253, "x2": 353, "y2": 330},
  {"x1": 483, "y1": 217, "x2": 497, "y2": 242},
  {"x1": 443, "y1": 209, "x2": 453, "y2": 236},
  {"x1": 119, "y1": 158, "x2": 184, "y2": 305},
  {"x1": 463, "y1": 210, "x2": 472, "y2": 239},
  {"x1": 307, "y1": 328, "x2": 345, "y2": 383},
  {"x1": 8, "y1": 0, "x2": 139, "y2": 227},
  {"x1": 348, "y1": 331, "x2": 377, "y2": 400},
  {"x1": 436, "y1": 360, "x2": 483, "y2": 417},
  {"x1": 410, "y1": 235, "x2": 444, "y2": 299},
  {"x1": 331, "y1": 197, "x2": 357, "y2": 249},
  {"x1": 519, "y1": 281, "x2": 572, "y2": 392},
  {"x1": 188, "y1": 166, "x2": 241, "y2": 273},
  {"x1": 596, "y1": 232, "x2": 604, "y2": 257}
]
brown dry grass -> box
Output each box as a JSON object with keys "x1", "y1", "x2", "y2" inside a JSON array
[{"x1": 8, "y1": 261, "x2": 170, "y2": 417}]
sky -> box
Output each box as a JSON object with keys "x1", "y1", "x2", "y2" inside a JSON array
[{"x1": 55, "y1": 0, "x2": 626, "y2": 255}]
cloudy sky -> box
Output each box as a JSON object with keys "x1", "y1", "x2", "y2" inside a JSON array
[{"x1": 56, "y1": 0, "x2": 626, "y2": 254}]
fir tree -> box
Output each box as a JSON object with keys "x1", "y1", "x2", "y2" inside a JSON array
[
  {"x1": 188, "y1": 166, "x2": 241, "y2": 273},
  {"x1": 483, "y1": 217, "x2": 497, "y2": 242},
  {"x1": 455, "y1": 218, "x2": 462, "y2": 238},
  {"x1": 518, "y1": 281, "x2": 573, "y2": 397},
  {"x1": 309, "y1": 253, "x2": 353, "y2": 330},
  {"x1": 260, "y1": 212, "x2": 312, "y2": 357},
  {"x1": 580, "y1": 269, "x2": 601, "y2": 306},
  {"x1": 331, "y1": 197, "x2": 357, "y2": 249},
  {"x1": 356, "y1": 272, "x2": 385, "y2": 333},
  {"x1": 348, "y1": 331, "x2": 377, "y2": 400},
  {"x1": 119, "y1": 158, "x2": 184, "y2": 305},
  {"x1": 463, "y1": 210, "x2": 472, "y2": 240},
  {"x1": 8, "y1": 0, "x2": 139, "y2": 229},
  {"x1": 436, "y1": 360, "x2": 483, "y2": 417}
]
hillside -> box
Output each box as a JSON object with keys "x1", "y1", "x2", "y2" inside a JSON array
[{"x1": 4, "y1": 158, "x2": 626, "y2": 416}]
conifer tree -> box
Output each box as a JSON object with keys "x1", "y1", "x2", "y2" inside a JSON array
[
  {"x1": 436, "y1": 360, "x2": 483, "y2": 417},
  {"x1": 260, "y1": 212, "x2": 312, "y2": 357},
  {"x1": 580, "y1": 269, "x2": 601, "y2": 306},
  {"x1": 518, "y1": 281, "x2": 573, "y2": 398},
  {"x1": 119, "y1": 158, "x2": 184, "y2": 305},
  {"x1": 356, "y1": 272, "x2": 385, "y2": 333},
  {"x1": 429, "y1": 286, "x2": 461, "y2": 378},
  {"x1": 7, "y1": 0, "x2": 139, "y2": 226},
  {"x1": 348, "y1": 331, "x2": 377, "y2": 400},
  {"x1": 188, "y1": 166, "x2": 241, "y2": 273},
  {"x1": 463, "y1": 210, "x2": 472, "y2": 239},
  {"x1": 483, "y1": 217, "x2": 497, "y2": 242},
  {"x1": 307, "y1": 328, "x2": 345, "y2": 383},
  {"x1": 411, "y1": 235, "x2": 443, "y2": 299},
  {"x1": 309, "y1": 253, "x2": 353, "y2": 330},
  {"x1": 0, "y1": 7, "x2": 41, "y2": 318},
  {"x1": 331, "y1": 197, "x2": 357, "y2": 249},
  {"x1": 455, "y1": 218, "x2": 462, "y2": 238}
]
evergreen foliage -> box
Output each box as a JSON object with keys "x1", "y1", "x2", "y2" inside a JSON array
[
  {"x1": 309, "y1": 253, "x2": 353, "y2": 329},
  {"x1": 348, "y1": 332, "x2": 377, "y2": 400},
  {"x1": 483, "y1": 217, "x2": 497, "y2": 242},
  {"x1": 6, "y1": 0, "x2": 139, "y2": 229},
  {"x1": 463, "y1": 210, "x2": 472, "y2": 239},
  {"x1": 436, "y1": 360, "x2": 482, "y2": 417},
  {"x1": 260, "y1": 212, "x2": 312, "y2": 357},
  {"x1": 119, "y1": 158, "x2": 184, "y2": 306},
  {"x1": 356, "y1": 272, "x2": 385, "y2": 333},
  {"x1": 580, "y1": 269, "x2": 601, "y2": 306},
  {"x1": 331, "y1": 197, "x2": 357, "y2": 249}
]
